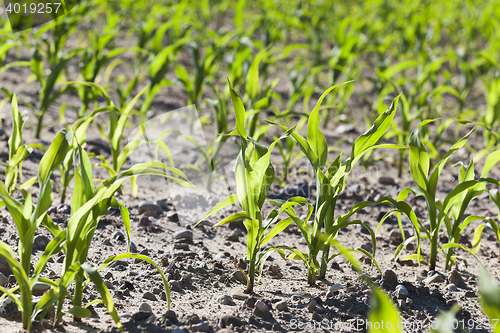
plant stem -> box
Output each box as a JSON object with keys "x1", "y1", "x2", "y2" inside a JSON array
[
  {"x1": 429, "y1": 234, "x2": 438, "y2": 271},
  {"x1": 319, "y1": 245, "x2": 329, "y2": 280},
  {"x1": 35, "y1": 113, "x2": 44, "y2": 139},
  {"x1": 245, "y1": 259, "x2": 255, "y2": 294},
  {"x1": 73, "y1": 270, "x2": 84, "y2": 322},
  {"x1": 307, "y1": 265, "x2": 316, "y2": 285}
]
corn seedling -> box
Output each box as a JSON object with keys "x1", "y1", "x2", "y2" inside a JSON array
[
  {"x1": 196, "y1": 81, "x2": 294, "y2": 294},
  {"x1": 54, "y1": 143, "x2": 189, "y2": 326},
  {"x1": 0, "y1": 129, "x2": 72, "y2": 331},
  {"x1": 2, "y1": 95, "x2": 40, "y2": 194},
  {"x1": 268, "y1": 84, "x2": 403, "y2": 282},
  {"x1": 396, "y1": 122, "x2": 500, "y2": 270}
]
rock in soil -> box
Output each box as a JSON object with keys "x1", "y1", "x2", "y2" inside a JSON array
[
  {"x1": 193, "y1": 321, "x2": 210, "y2": 332},
  {"x1": 378, "y1": 176, "x2": 396, "y2": 185},
  {"x1": 157, "y1": 200, "x2": 170, "y2": 211},
  {"x1": 383, "y1": 269, "x2": 398, "y2": 284},
  {"x1": 173, "y1": 230, "x2": 193, "y2": 242},
  {"x1": 395, "y1": 284, "x2": 408, "y2": 299},
  {"x1": 448, "y1": 270, "x2": 467, "y2": 288},
  {"x1": 275, "y1": 300, "x2": 287, "y2": 311},
  {"x1": 0, "y1": 273, "x2": 7, "y2": 287},
  {"x1": 424, "y1": 273, "x2": 445, "y2": 284},
  {"x1": 139, "y1": 201, "x2": 163, "y2": 217},
  {"x1": 255, "y1": 300, "x2": 269, "y2": 313},
  {"x1": 139, "y1": 302, "x2": 152, "y2": 313},
  {"x1": 164, "y1": 310, "x2": 177, "y2": 321},
  {"x1": 167, "y1": 211, "x2": 179, "y2": 222},
  {"x1": 232, "y1": 270, "x2": 247, "y2": 284},
  {"x1": 307, "y1": 299, "x2": 317, "y2": 312},
  {"x1": 226, "y1": 230, "x2": 240, "y2": 242},
  {"x1": 169, "y1": 280, "x2": 182, "y2": 292},
  {"x1": 232, "y1": 292, "x2": 249, "y2": 300},
  {"x1": 447, "y1": 283, "x2": 458, "y2": 291},
  {"x1": 33, "y1": 235, "x2": 50, "y2": 251},
  {"x1": 57, "y1": 204, "x2": 71, "y2": 214},
  {"x1": 112, "y1": 231, "x2": 125, "y2": 242},
  {"x1": 217, "y1": 295, "x2": 233, "y2": 305},
  {"x1": 329, "y1": 283, "x2": 343, "y2": 292},
  {"x1": 139, "y1": 215, "x2": 151, "y2": 226},
  {"x1": 220, "y1": 314, "x2": 245, "y2": 327},
  {"x1": 32, "y1": 283, "x2": 50, "y2": 296},
  {"x1": 389, "y1": 229, "x2": 410, "y2": 243},
  {"x1": 143, "y1": 292, "x2": 157, "y2": 301}
]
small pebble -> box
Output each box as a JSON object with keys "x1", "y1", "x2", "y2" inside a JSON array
[
  {"x1": 275, "y1": 300, "x2": 287, "y2": 311},
  {"x1": 424, "y1": 274, "x2": 445, "y2": 284},
  {"x1": 220, "y1": 314, "x2": 244, "y2": 327},
  {"x1": 215, "y1": 253, "x2": 226, "y2": 259},
  {"x1": 0, "y1": 273, "x2": 7, "y2": 287},
  {"x1": 232, "y1": 270, "x2": 247, "y2": 284},
  {"x1": 395, "y1": 284, "x2": 408, "y2": 299},
  {"x1": 139, "y1": 216, "x2": 151, "y2": 227},
  {"x1": 255, "y1": 300, "x2": 268, "y2": 313},
  {"x1": 138, "y1": 201, "x2": 163, "y2": 217},
  {"x1": 329, "y1": 283, "x2": 343, "y2": 292},
  {"x1": 139, "y1": 302, "x2": 152, "y2": 313},
  {"x1": 232, "y1": 292, "x2": 249, "y2": 300},
  {"x1": 172, "y1": 329, "x2": 186, "y2": 333},
  {"x1": 217, "y1": 295, "x2": 233, "y2": 305},
  {"x1": 448, "y1": 270, "x2": 466, "y2": 288},
  {"x1": 164, "y1": 310, "x2": 177, "y2": 321},
  {"x1": 192, "y1": 321, "x2": 210, "y2": 332},
  {"x1": 383, "y1": 269, "x2": 398, "y2": 284},
  {"x1": 173, "y1": 230, "x2": 193, "y2": 243},
  {"x1": 169, "y1": 280, "x2": 182, "y2": 292},
  {"x1": 112, "y1": 231, "x2": 125, "y2": 242},
  {"x1": 379, "y1": 176, "x2": 396, "y2": 185},
  {"x1": 167, "y1": 211, "x2": 179, "y2": 222},
  {"x1": 57, "y1": 204, "x2": 71, "y2": 214},
  {"x1": 32, "y1": 283, "x2": 50, "y2": 296},
  {"x1": 33, "y1": 235, "x2": 50, "y2": 251},
  {"x1": 307, "y1": 299, "x2": 317, "y2": 312},
  {"x1": 143, "y1": 292, "x2": 157, "y2": 301},
  {"x1": 447, "y1": 283, "x2": 458, "y2": 291}
]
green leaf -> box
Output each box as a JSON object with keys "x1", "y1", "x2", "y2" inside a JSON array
[
  {"x1": 479, "y1": 267, "x2": 500, "y2": 333},
  {"x1": 81, "y1": 262, "x2": 123, "y2": 331},
  {"x1": 228, "y1": 80, "x2": 247, "y2": 139},
  {"x1": 368, "y1": 287, "x2": 402, "y2": 333},
  {"x1": 213, "y1": 212, "x2": 251, "y2": 227},
  {"x1": 67, "y1": 306, "x2": 92, "y2": 318},
  {"x1": 195, "y1": 194, "x2": 238, "y2": 226},
  {"x1": 246, "y1": 50, "x2": 265, "y2": 100},
  {"x1": 352, "y1": 94, "x2": 400, "y2": 160}
]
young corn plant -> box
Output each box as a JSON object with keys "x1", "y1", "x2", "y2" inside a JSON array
[
  {"x1": 27, "y1": 19, "x2": 82, "y2": 138},
  {"x1": 0, "y1": 129, "x2": 72, "y2": 331},
  {"x1": 2, "y1": 95, "x2": 41, "y2": 194},
  {"x1": 54, "y1": 144, "x2": 187, "y2": 326},
  {"x1": 267, "y1": 84, "x2": 403, "y2": 283},
  {"x1": 396, "y1": 122, "x2": 500, "y2": 270},
  {"x1": 65, "y1": 82, "x2": 148, "y2": 195},
  {"x1": 469, "y1": 188, "x2": 500, "y2": 261},
  {"x1": 195, "y1": 81, "x2": 294, "y2": 294},
  {"x1": 141, "y1": 38, "x2": 189, "y2": 113}
]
